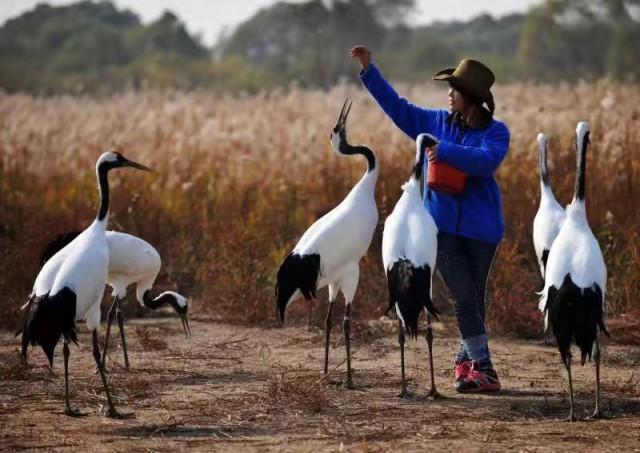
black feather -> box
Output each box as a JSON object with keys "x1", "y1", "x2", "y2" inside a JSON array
[
  {"x1": 39, "y1": 231, "x2": 81, "y2": 268},
  {"x1": 541, "y1": 248, "x2": 550, "y2": 277},
  {"x1": 275, "y1": 253, "x2": 320, "y2": 322},
  {"x1": 545, "y1": 273, "x2": 607, "y2": 366},
  {"x1": 19, "y1": 287, "x2": 77, "y2": 366},
  {"x1": 386, "y1": 259, "x2": 438, "y2": 338}
]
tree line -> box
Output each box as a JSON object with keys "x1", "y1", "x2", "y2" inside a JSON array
[{"x1": 0, "y1": 0, "x2": 638, "y2": 94}]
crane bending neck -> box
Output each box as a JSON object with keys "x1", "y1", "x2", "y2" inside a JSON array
[
  {"x1": 339, "y1": 142, "x2": 377, "y2": 173},
  {"x1": 142, "y1": 290, "x2": 165, "y2": 309}
]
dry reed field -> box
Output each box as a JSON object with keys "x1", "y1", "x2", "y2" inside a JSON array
[
  {"x1": 1, "y1": 82, "x2": 640, "y2": 450},
  {"x1": 1, "y1": 82, "x2": 639, "y2": 334}
]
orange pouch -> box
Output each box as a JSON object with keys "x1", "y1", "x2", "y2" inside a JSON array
[{"x1": 427, "y1": 161, "x2": 467, "y2": 195}]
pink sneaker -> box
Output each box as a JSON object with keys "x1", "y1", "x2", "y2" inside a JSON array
[
  {"x1": 454, "y1": 360, "x2": 472, "y2": 383},
  {"x1": 456, "y1": 362, "x2": 501, "y2": 393}
]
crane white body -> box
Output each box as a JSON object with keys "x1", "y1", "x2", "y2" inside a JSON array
[
  {"x1": 538, "y1": 200, "x2": 607, "y2": 323},
  {"x1": 37, "y1": 231, "x2": 186, "y2": 309},
  {"x1": 36, "y1": 229, "x2": 190, "y2": 369},
  {"x1": 31, "y1": 166, "x2": 112, "y2": 332},
  {"x1": 106, "y1": 232, "x2": 161, "y2": 300},
  {"x1": 382, "y1": 181, "x2": 437, "y2": 292},
  {"x1": 532, "y1": 188, "x2": 565, "y2": 276},
  {"x1": 288, "y1": 167, "x2": 378, "y2": 305}
]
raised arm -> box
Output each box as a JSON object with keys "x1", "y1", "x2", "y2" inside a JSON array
[{"x1": 351, "y1": 45, "x2": 440, "y2": 140}]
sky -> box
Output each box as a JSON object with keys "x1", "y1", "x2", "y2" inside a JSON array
[{"x1": 1, "y1": 0, "x2": 542, "y2": 46}]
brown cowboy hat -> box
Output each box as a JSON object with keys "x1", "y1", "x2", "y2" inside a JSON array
[{"x1": 433, "y1": 59, "x2": 495, "y2": 113}]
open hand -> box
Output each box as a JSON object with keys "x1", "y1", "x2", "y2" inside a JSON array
[
  {"x1": 350, "y1": 45, "x2": 372, "y2": 71},
  {"x1": 428, "y1": 145, "x2": 439, "y2": 162}
]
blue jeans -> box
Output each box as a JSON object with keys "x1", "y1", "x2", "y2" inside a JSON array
[{"x1": 436, "y1": 232, "x2": 497, "y2": 369}]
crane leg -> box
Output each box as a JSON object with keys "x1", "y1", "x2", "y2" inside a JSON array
[
  {"x1": 343, "y1": 304, "x2": 354, "y2": 389},
  {"x1": 307, "y1": 299, "x2": 314, "y2": 331},
  {"x1": 101, "y1": 296, "x2": 118, "y2": 369},
  {"x1": 397, "y1": 320, "x2": 408, "y2": 398},
  {"x1": 115, "y1": 299, "x2": 130, "y2": 369},
  {"x1": 63, "y1": 340, "x2": 85, "y2": 417},
  {"x1": 92, "y1": 330, "x2": 126, "y2": 418},
  {"x1": 324, "y1": 301, "x2": 334, "y2": 375},
  {"x1": 563, "y1": 352, "x2": 578, "y2": 422},
  {"x1": 588, "y1": 335, "x2": 608, "y2": 419},
  {"x1": 425, "y1": 313, "x2": 442, "y2": 398}
]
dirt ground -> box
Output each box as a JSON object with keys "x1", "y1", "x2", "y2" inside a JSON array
[{"x1": 1, "y1": 311, "x2": 639, "y2": 452}]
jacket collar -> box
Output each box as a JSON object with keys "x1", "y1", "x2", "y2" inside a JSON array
[{"x1": 446, "y1": 108, "x2": 492, "y2": 132}]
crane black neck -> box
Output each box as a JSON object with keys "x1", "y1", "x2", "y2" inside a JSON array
[
  {"x1": 339, "y1": 141, "x2": 376, "y2": 172},
  {"x1": 97, "y1": 162, "x2": 111, "y2": 221},
  {"x1": 413, "y1": 145, "x2": 426, "y2": 181},
  {"x1": 539, "y1": 142, "x2": 550, "y2": 186},
  {"x1": 142, "y1": 290, "x2": 181, "y2": 313},
  {"x1": 574, "y1": 132, "x2": 589, "y2": 201}
]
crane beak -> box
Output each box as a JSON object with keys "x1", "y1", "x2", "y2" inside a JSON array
[
  {"x1": 180, "y1": 312, "x2": 191, "y2": 339},
  {"x1": 332, "y1": 98, "x2": 352, "y2": 133},
  {"x1": 124, "y1": 158, "x2": 154, "y2": 173}
]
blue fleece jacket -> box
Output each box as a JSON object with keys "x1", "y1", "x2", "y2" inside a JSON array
[{"x1": 360, "y1": 63, "x2": 510, "y2": 244}]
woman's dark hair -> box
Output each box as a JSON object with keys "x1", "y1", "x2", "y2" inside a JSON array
[
  {"x1": 450, "y1": 82, "x2": 480, "y2": 107},
  {"x1": 450, "y1": 82, "x2": 493, "y2": 115}
]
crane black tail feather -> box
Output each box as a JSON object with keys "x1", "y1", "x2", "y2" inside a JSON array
[
  {"x1": 39, "y1": 231, "x2": 82, "y2": 268},
  {"x1": 275, "y1": 253, "x2": 320, "y2": 322},
  {"x1": 386, "y1": 259, "x2": 438, "y2": 339},
  {"x1": 547, "y1": 274, "x2": 607, "y2": 366},
  {"x1": 20, "y1": 287, "x2": 77, "y2": 366}
]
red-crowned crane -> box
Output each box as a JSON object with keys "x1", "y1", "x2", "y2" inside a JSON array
[
  {"x1": 19, "y1": 151, "x2": 151, "y2": 418},
  {"x1": 539, "y1": 122, "x2": 608, "y2": 422},
  {"x1": 275, "y1": 100, "x2": 378, "y2": 388},
  {"x1": 382, "y1": 133, "x2": 440, "y2": 398},
  {"x1": 39, "y1": 231, "x2": 190, "y2": 370}
]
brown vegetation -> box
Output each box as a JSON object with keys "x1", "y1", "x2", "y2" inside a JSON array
[{"x1": 1, "y1": 81, "x2": 639, "y2": 338}]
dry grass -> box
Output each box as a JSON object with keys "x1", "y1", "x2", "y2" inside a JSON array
[
  {"x1": 133, "y1": 325, "x2": 169, "y2": 351},
  {"x1": 0, "y1": 351, "x2": 29, "y2": 381},
  {"x1": 2, "y1": 320, "x2": 640, "y2": 450},
  {"x1": 265, "y1": 372, "x2": 332, "y2": 413},
  {"x1": 118, "y1": 374, "x2": 155, "y2": 399},
  {"x1": 603, "y1": 372, "x2": 640, "y2": 397},
  {"x1": 1, "y1": 81, "x2": 639, "y2": 338}
]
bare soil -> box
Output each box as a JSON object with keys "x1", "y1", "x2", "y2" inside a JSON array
[{"x1": 1, "y1": 313, "x2": 639, "y2": 452}]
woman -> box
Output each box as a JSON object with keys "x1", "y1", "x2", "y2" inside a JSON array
[{"x1": 351, "y1": 45, "x2": 509, "y2": 392}]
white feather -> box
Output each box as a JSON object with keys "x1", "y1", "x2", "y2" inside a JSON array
[
  {"x1": 539, "y1": 122, "x2": 606, "y2": 316},
  {"x1": 532, "y1": 132, "x2": 566, "y2": 277},
  {"x1": 34, "y1": 231, "x2": 186, "y2": 309},
  {"x1": 539, "y1": 200, "x2": 607, "y2": 313},
  {"x1": 382, "y1": 178, "x2": 437, "y2": 273},
  {"x1": 294, "y1": 170, "x2": 378, "y2": 276},
  {"x1": 32, "y1": 156, "x2": 113, "y2": 331},
  {"x1": 286, "y1": 127, "x2": 378, "y2": 306},
  {"x1": 381, "y1": 135, "x2": 438, "y2": 325},
  {"x1": 106, "y1": 231, "x2": 161, "y2": 301},
  {"x1": 533, "y1": 185, "x2": 566, "y2": 275}
]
